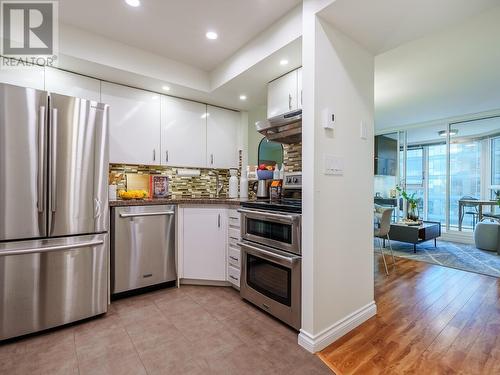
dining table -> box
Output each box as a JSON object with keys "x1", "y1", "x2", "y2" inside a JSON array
[{"x1": 458, "y1": 199, "x2": 498, "y2": 231}]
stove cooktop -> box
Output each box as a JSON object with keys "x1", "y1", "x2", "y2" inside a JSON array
[{"x1": 241, "y1": 199, "x2": 302, "y2": 214}]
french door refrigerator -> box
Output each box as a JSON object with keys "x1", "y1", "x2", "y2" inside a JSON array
[{"x1": 0, "y1": 82, "x2": 109, "y2": 340}]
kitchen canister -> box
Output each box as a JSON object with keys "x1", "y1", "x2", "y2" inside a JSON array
[
  {"x1": 228, "y1": 169, "x2": 239, "y2": 198},
  {"x1": 239, "y1": 170, "x2": 248, "y2": 199},
  {"x1": 108, "y1": 185, "x2": 117, "y2": 200}
]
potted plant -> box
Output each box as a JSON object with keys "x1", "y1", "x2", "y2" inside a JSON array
[{"x1": 396, "y1": 186, "x2": 419, "y2": 222}]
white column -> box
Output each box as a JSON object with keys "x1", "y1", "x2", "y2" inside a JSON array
[{"x1": 299, "y1": 0, "x2": 376, "y2": 353}]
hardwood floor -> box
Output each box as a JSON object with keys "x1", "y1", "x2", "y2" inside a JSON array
[{"x1": 319, "y1": 256, "x2": 500, "y2": 374}]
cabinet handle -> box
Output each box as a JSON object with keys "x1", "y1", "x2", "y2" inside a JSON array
[
  {"x1": 288, "y1": 94, "x2": 292, "y2": 110},
  {"x1": 153, "y1": 149, "x2": 156, "y2": 161},
  {"x1": 229, "y1": 256, "x2": 239, "y2": 261},
  {"x1": 211, "y1": 154, "x2": 214, "y2": 165},
  {"x1": 218, "y1": 213, "x2": 221, "y2": 228},
  {"x1": 229, "y1": 275, "x2": 238, "y2": 281},
  {"x1": 165, "y1": 150, "x2": 169, "y2": 163}
]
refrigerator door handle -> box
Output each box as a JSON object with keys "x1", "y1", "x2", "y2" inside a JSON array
[
  {"x1": 37, "y1": 106, "x2": 46, "y2": 213},
  {"x1": 0, "y1": 240, "x2": 104, "y2": 257},
  {"x1": 94, "y1": 198, "x2": 101, "y2": 219},
  {"x1": 50, "y1": 108, "x2": 58, "y2": 214}
]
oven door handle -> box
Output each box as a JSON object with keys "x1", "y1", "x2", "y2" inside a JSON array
[
  {"x1": 237, "y1": 208, "x2": 299, "y2": 222},
  {"x1": 238, "y1": 242, "x2": 300, "y2": 266}
]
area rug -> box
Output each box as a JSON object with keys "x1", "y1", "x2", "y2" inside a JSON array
[{"x1": 378, "y1": 240, "x2": 500, "y2": 278}]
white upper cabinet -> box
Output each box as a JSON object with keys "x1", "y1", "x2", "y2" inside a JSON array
[
  {"x1": 206, "y1": 106, "x2": 239, "y2": 169},
  {"x1": 101, "y1": 82, "x2": 161, "y2": 165},
  {"x1": 162, "y1": 96, "x2": 206, "y2": 168},
  {"x1": 0, "y1": 65, "x2": 44, "y2": 90},
  {"x1": 45, "y1": 68, "x2": 101, "y2": 102},
  {"x1": 267, "y1": 69, "x2": 299, "y2": 118},
  {"x1": 297, "y1": 67, "x2": 303, "y2": 110}
]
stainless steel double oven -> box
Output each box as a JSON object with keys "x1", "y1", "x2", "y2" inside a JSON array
[{"x1": 238, "y1": 206, "x2": 301, "y2": 330}]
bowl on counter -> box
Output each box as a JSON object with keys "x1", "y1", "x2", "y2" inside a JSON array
[{"x1": 257, "y1": 170, "x2": 274, "y2": 180}]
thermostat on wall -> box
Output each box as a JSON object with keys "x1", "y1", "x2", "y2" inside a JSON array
[{"x1": 322, "y1": 108, "x2": 335, "y2": 129}]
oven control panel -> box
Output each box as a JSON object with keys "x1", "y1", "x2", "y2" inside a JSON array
[{"x1": 283, "y1": 172, "x2": 302, "y2": 190}]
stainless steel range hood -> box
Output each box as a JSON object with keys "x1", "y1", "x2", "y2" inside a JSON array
[{"x1": 255, "y1": 109, "x2": 302, "y2": 144}]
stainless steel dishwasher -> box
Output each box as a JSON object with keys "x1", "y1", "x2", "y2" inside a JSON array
[{"x1": 111, "y1": 205, "x2": 176, "y2": 294}]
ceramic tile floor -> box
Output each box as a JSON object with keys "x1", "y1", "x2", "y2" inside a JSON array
[{"x1": 0, "y1": 285, "x2": 331, "y2": 374}]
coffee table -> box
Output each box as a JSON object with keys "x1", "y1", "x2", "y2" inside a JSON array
[{"x1": 386, "y1": 221, "x2": 441, "y2": 253}]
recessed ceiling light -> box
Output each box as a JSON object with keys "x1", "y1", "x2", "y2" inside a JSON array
[
  {"x1": 438, "y1": 129, "x2": 458, "y2": 137},
  {"x1": 280, "y1": 59, "x2": 289, "y2": 66},
  {"x1": 239, "y1": 95, "x2": 247, "y2": 101},
  {"x1": 125, "y1": 0, "x2": 140, "y2": 7},
  {"x1": 162, "y1": 85, "x2": 170, "y2": 91},
  {"x1": 206, "y1": 31, "x2": 218, "y2": 40}
]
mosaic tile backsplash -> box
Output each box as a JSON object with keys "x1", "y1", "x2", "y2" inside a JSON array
[
  {"x1": 283, "y1": 143, "x2": 302, "y2": 172},
  {"x1": 109, "y1": 164, "x2": 232, "y2": 198},
  {"x1": 109, "y1": 142, "x2": 301, "y2": 199}
]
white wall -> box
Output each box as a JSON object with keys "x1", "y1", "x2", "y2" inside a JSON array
[
  {"x1": 299, "y1": 0, "x2": 375, "y2": 353},
  {"x1": 247, "y1": 105, "x2": 266, "y2": 166}
]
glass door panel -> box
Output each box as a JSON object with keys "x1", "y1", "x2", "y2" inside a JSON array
[{"x1": 448, "y1": 117, "x2": 500, "y2": 232}]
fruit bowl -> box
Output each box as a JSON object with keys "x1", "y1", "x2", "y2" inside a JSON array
[{"x1": 257, "y1": 170, "x2": 274, "y2": 180}]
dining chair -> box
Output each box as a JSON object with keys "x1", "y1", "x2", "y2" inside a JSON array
[
  {"x1": 460, "y1": 196, "x2": 479, "y2": 228},
  {"x1": 374, "y1": 206, "x2": 396, "y2": 275}
]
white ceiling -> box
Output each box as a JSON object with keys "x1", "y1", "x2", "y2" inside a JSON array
[
  {"x1": 375, "y1": 5, "x2": 500, "y2": 130},
  {"x1": 405, "y1": 116, "x2": 500, "y2": 145},
  {"x1": 319, "y1": 0, "x2": 500, "y2": 54},
  {"x1": 59, "y1": 0, "x2": 301, "y2": 72}
]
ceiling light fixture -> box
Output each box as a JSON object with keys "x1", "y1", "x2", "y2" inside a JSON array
[
  {"x1": 280, "y1": 59, "x2": 289, "y2": 66},
  {"x1": 125, "y1": 0, "x2": 141, "y2": 7},
  {"x1": 438, "y1": 129, "x2": 458, "y2": 137},
  {"x1": 162, "y1": 85, "x2": 170, "y2": 91},
  {"x1": 239, "y1": 95, "x2": 247, "y2": 101},
  {"x1": 206, "y1": 31, "x2": 218, "y2": 40}
]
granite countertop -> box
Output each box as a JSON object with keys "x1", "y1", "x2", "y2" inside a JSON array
[{"x1": 109, "y1": 197, "x2": 251, "y2": 207}]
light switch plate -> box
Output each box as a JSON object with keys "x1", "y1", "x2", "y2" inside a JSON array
[{"x1": 324, "y1": 154, "x2": 344, "y2": 175}]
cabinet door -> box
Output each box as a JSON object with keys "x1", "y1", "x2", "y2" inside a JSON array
[
  {"x1": 101, "y1": 82, "x2": 161, "y2": 165},
  {"x1": 297, "y1": 67, "x2": 303, "y2": 110},
  {"x1": 207, "y1": 106, "x2": 239, "y2": 169},
  {"x1": 0, "y1": 65, "x2": 44, "y2": 90},
  {"x1": 183, "y1": 208, "x2": 226, "y2": 281},
  {"x1": 267, "y1": 70, "x2": 298, "y2": 118},
  {"x1": 162, "y1": 96, "x2": 206, "y2": 168},
  {"x1": 45, "y1": 68, "x2": 101, "y2": 102}
]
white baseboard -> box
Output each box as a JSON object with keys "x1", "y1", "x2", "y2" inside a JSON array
[
  {"x1": 180, "y1": 278, "x2": 231, "y2": 287},
  {"x1": 298, "y1": 301, "x2": 377, "y2": 353}
]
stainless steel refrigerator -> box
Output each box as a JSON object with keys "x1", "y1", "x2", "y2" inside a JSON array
[{"x1": 0, "y1": 82, "x2": 109, "y2": 340}]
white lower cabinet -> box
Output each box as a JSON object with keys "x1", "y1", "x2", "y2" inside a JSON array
[
  {"x1": 182, "y1": 207, "x2": 227, "y2": 281},
  {"x1": 227, "y1": 209, "x2": 241, "y2": 289}
]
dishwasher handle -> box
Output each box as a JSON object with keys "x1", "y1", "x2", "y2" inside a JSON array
[
  {"x1": 0, "y1": 240, "x2": 104, "y2": 257},
  {"x1": 119, "y1": 211, "x2": 175, "y2": 218}
]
